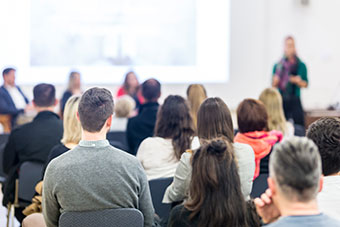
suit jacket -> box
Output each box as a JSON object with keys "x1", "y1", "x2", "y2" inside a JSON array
[
  {"x1": 0, "y1": 85, "x2": 29, "y2": 115},
  {"x1": 2, "y1": 111, "x2": 63, "y2": 205},
  {"x1": 126, "y1": 102, "x2": 159, "y2": 156}
]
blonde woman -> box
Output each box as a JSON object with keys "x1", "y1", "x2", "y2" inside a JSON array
[
  {"x1": 186, "y1": 84, "x2": 207, "y2": 130},
  {"x1": 45, "y1": 95, "x2": 82, "y2": 171},
  {"x1": 110, "y1": 95, "x2": 136, "y2": 132},
  {"x1": 259, "y1": 88, "x2": 294, "y2": 137}
]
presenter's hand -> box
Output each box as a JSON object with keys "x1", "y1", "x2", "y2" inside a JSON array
[
  {"x1": 254, "y1": 189, "x2": 280, "y2": 224},
  {"x1": 289, "y1": 75, "x2": 302, "y2": 84},
  {"x1": 272, "y1": 75, "x2": 280, "y2": 87}
]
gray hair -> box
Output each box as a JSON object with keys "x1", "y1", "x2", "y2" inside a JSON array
[{"x1": 269, "y1": 137, "x2": 321, "y2": 202}]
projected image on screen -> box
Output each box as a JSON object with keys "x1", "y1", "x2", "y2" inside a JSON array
[{"x1": 30, "y1": 0, "x2": 196, "y2": 66}]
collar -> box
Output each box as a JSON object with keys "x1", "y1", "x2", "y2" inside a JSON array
[
  {"x1": 34, "y1": 111, "x2": 60, "y2": 121},
  {"x1": 79, "y1": 140, "x2": 110, "y2": 148}
]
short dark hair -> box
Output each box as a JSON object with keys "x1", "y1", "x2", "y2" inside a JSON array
[
  {"x1": 33, "y1": 83, "x2": 56, "y2": 107},
  {"x1": 78, "y1": 87, "x2": 114, "y2": 132},
  {"x1": 237, "y1": 99, "x2": 268, "y2": 133},
  {"x1": 306, "y1": 117, "x2": 340, "y2": 176},
  {"x1": 2, "y1": 68, "x2": 15, "y2": 76},
  {"x1": 141, "y1": 78, "x2": 161, "y2": 101}
]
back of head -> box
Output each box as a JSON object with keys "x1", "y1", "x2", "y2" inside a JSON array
[
  {"x1": 270, "y1": 137, "x2": 321, "y2": 202},
  {"x1": 155, "y1": 95, "x2": 195, "y2": 160},
  {"x1": 186, "y1": 84, "x2": 207, "y2": 128},
  {"x1": 141, "y1": 78, "x2": 161, "y2": 102},
  {"x1": 78, "y1": 87, "x2": 114, "y2": 132},
  {"x1": 33, "y1": 83, "x2": 56, "y2": 107},
  {"x1": 307, "y1": 117, "x2": 340, "y2": 176},
  {"x1": 197, "y1": 97, "x2": 234, "y2": 143},
  {"x1": 259, "y1": 88, "x2": 287, "y2": 134},
  {"x1": 61, "y1": 95, "x2": 82, "y2": 144},
  {"x1": 237, "y1": 99, "x2": 268, "y2": 133},
  {"x1": 186, "y1": 139, "x2": 249, "y2": 227},
  {"x1": 114, "y1": 95, "x2": 136, "y2": 118}
]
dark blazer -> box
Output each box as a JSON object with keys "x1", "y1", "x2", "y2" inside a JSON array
[
  {"x1": 0, "y1": 85, "x2": 29, "y2": 115},
  {"x1": 60, "y1": 90, "x2": 73, "y2": 114},
  {"x1": 2, "y1": 111, "x2": 63, "y2": 205},
  {"x1": 126, "y1": 102, "x2": 159, "y2": 155}
]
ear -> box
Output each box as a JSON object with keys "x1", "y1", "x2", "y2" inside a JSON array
[
  {"x1": 106, "y1": 115, "x2": 113, "y2": 128},
  {"x1": 54, "y1": 98, "x2": 59, "y2": 106},
  {"x1": 318, "y1": 175, "x2": 324, "y2": 193},
  {"x1": 268, "y1": 177, "x2": 277, "y2": 196},
  {"x1": 76, "y1": 112, "x2": 80, "y2": 122},
  {"x1": 32, "y1": 100, "x2": 37, "y2": 108}
]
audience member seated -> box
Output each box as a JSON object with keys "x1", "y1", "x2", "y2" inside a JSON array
[
  {"x1": 60, "y1": 71, "x2": 82, "y2": 116},
  {"x1": 116, "y1": 71, "x2": 144, "y2": 108},
  {"x1": 234, "y1": 99, "x2": 282, "y2": 179},
  {"x1": 110, "y1": 95, "x2": 136, "y2": 132},
  {"x1": 259, "y1": 88, "x2": 294, "y2": 137},
  {"x1": 0, "y1": 68, "x2": 30, "y2": 126},
  {"x1": 163, "y1": 97, "x2": 255, "y2": 203},
  {"x1": 137, "y1": 95, "x2": 195, "y2": 180},
  {"x1": 2, "y1": 83, "x2": 63, "y2": 223},
  {"x1": 254, "y1": 137, "x2": 340, "y2": 226},
  {"x1": 306, "y1": 117, "x2": 340, "y2": 220},
  {"x1": 127, "y1": 78, "x2": 161, "y2": 155},
  {"x1": 43, "y1": 88, "x2": 155, "y2": 227},
  {"x1": 43, "y1": 95, "x2": 81, "y2": 176},
  {"x1": 186, "y1": 84, "x2": 207, "y2": 130},
  {"x1": 168, "y1": 139, "x2": 261, "y2": 227}
]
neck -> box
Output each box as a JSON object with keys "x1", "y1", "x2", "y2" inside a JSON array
[
  {"x1": 276, "y1": 197, "x2": 320, "y2": 217},
  {"x1": 145, "y1": 99, "x2": 158, "y2": 104},
  {"x1": 4, "y1": 82, "x2": 14, "y2": 87},
  {"x1": 82, "y1": 130, "x2": 107, "y2": 141},
  {"x1": 35, "y1": 106, "x2": 55, "y2": 113}
]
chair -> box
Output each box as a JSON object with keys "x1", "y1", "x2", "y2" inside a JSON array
[
  {"x1": 0, "y1": 114, "x2": 11, "y2": 133},
  {"x1": 294, "y1": 124, "x2": 306, "y2": 137},
  {"x1": 107, "y1": 131, "x2": 127, "y2": 147},
  {"x1": 148, "y1": 177, "x2": 173, "y2": 222},
  {"x1": 0, "y1": 134, "x2": 10, "y2": 184},
  {"x1": 59, "y1": 208, "x2": 144, "y2": 227},
  {"x1": 250, "y1": 173, "x2": 269, "y2": 198}
]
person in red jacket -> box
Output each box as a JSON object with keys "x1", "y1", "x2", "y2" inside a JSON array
[{"x1": 116, "y1": 71, "x2": 144, "y2": 108}]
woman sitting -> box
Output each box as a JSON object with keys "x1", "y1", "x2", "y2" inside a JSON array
[
  {"x1": 259, "y1": 88, "x2": 294, "y2": 137},
  {"x1": 136, "y1": 95, "x2": 195, "y2": 180},
  {"x1": 163, "y1": 97, "x2": 255, "y2": 203},
  {"x1": 234, "y1": 99, "x2": 282, "y2": 179},
  {"x1": 168, "y1": 139, "x2": 260, "y2": 227}
]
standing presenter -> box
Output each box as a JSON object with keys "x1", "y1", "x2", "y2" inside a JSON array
[{"x1": 272, "y1": 36, "x2": 308, "y2": 126}]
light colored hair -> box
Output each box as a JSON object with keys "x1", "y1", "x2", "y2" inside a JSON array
[
  {"x1": 259, "y1": 88, "x2": 287, "y2": 134},
  {"x1": 187, "y1": 84, "x2": 207, "y2": 130},
  {"x1": 269, "y1": 137, "x2": 321, "y2": 202},
  {"x1": 114, "y1": 95, "x2": 136, "y2": 118},
  {"x1": 61, "y1": 95, "x2": 82, "y2": 144}
]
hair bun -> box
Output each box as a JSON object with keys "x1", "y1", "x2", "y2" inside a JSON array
[{"x1": 207, "y1": 139, "x2": 227, "y2": 154}]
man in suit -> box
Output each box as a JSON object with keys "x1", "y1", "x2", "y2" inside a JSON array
[
  {"x1": 126, "y1": 78, "x2": 161, "y2": 155},
  {"x1": 0, "y1": 68, "x2": 30, "y2": 126},
  {"x1": 2, "y1": 83, "x2": 63, "y2": 223}
]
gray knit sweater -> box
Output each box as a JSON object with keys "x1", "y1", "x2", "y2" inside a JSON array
[{"x1": 42, "y1": 140, "x2": 154, "y2": 227}]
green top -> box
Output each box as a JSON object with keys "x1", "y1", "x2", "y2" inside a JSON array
[{"x1": 272, "y1": 58, "x2": 308, "y2": 97}]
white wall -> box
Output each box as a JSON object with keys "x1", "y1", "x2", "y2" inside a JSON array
[{"x1": 18, "y1": 0, "x2": 340, "y2": 110}]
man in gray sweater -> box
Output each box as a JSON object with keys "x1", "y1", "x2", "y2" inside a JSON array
[{"x1": 42, "y1": 87, "x2": 155, "y2": 227}]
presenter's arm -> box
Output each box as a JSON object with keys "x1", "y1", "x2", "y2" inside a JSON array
[
  {"x1": 272, "y1": 64, "x2": 280, "y2": 88},
  {"x1": 290, "y1": 62, "x2": 308, "y2": 88}
]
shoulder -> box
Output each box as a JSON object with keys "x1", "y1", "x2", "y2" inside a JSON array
[
  {"x1": 233, "y1": 142, "x2": 254, "y2": 154},
  {"x1": 169, "y1": 205, "x2": 191, "y2": 224}
]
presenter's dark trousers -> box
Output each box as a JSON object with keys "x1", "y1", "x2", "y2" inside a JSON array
[{"x1": 283, "y1": 96, "x2": 305, "y2": 127}]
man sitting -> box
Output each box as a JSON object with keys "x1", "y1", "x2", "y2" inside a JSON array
[
  {"x1": 255, "y1": 137, "x2": 340, "y2": 226},
  {"x1": 307, "y1": 117, "x2": 340, "y2": 220},
  {"x1": 126, "y1": 78, "x2": 161, "y2": 155},
  {"x1": 2, "y1": 83, "x2": 63, "y2": 222},
  {"x1": 43, "y1": 87, "x2": 155, "y2": 227},
  {"x1": 0, "y1": 68, "x2": 29, "y2": 126}
]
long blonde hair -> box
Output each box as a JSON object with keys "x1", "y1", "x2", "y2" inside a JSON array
[
  {"x1": 187, "y1": 84, "x2": 207, "y2": 130},
  {"x1": 259, "y1": 88, "x2": 287, "y2": 134},
  {"x1": 61, "y1": 95, "x2": 82, "y2": 145}
]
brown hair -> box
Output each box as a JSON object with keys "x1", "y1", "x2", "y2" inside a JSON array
[
  {"x1": 123, "y1": 71, "x2": 139, "y2": 95},
  {"x1": 197, "y1": 97, "x2": 234, "y2": 143},
  {"x1": 237, "y1": 99, "x2": 268, "y2": 133},
  {"x1": 155, "y1": 95, "x2": 195, "y2": 160},
  {"x1": 185, "y1": 139, "x2": 251, "y2": 227},
  {"x1": 186, "y1": 84, "x2": 207, "y2": 131}
]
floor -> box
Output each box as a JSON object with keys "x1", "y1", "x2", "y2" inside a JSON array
[{"x1": 0, "y1": 185, "x2": 20, "y2": 227}]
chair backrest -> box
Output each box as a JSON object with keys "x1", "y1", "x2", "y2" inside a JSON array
[
  {"x1": 59, "y1": 208, "x2": 144, "y2": 227},
  {"x1": 18, "y1": 161, "x2": 44, "y2": 202},
  {"x1": 0, "y1": 134, "x2": 9, "y2": 183},
  {"x1": 107, "y1": 131, "x2": 127, "y2": 146},
  {"x1": 148, "y1": 177, "x2": 173, "y2": 222},
  {"x1": 250, "y1": 173, "x2": 269, "y2": 198}
]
